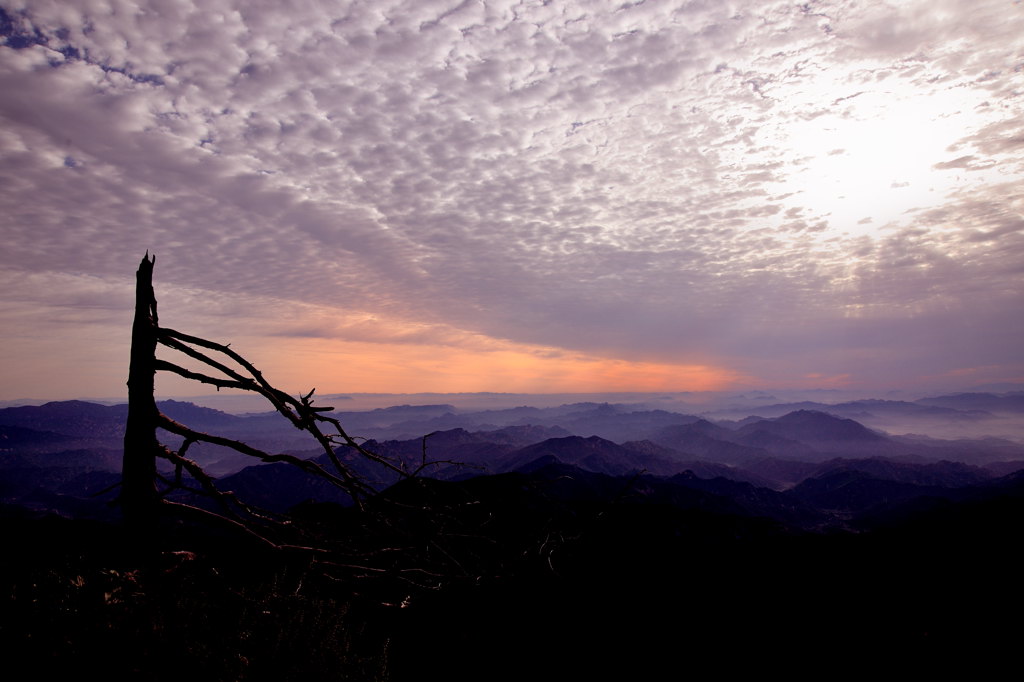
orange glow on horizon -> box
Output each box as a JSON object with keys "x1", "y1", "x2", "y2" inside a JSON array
[
  {"x1": 181, "y1": 335, "x2": 751, "y2": 397},
  {"x1": 800, "y1": 373, "x2": 853, "y2": 388}
]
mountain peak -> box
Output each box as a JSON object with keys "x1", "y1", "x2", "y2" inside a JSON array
[{"x1": 757, "y1": 410, "x2": 884, "y2": 442}]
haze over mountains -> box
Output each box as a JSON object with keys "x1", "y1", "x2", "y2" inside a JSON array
[{"x1": 4, "y1": 390, "x2": 1024, "y2": 532}]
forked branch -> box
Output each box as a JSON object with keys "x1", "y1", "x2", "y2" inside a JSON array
[{"x1": 121, "y1": 254, "x2": 458, "y2": 583}]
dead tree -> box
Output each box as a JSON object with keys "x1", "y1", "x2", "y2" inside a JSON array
[
  {"x1": 121, "y1": 253, "x2": 161, "y2": 525},
  {"x1": 120, "y1": 254, "x2": 434, "y2": 544}
]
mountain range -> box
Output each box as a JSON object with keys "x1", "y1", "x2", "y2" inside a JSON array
[{"x1": 4, "y1": 395, "x2": 1024, "y2": 533}]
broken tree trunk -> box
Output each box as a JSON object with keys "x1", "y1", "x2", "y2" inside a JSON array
[
  {"x1": 117, "y1": 253, "x2": 441, "y2": 537},
  {"x1": 121, "y1": 253, "x2": 162, "y2": 525}
]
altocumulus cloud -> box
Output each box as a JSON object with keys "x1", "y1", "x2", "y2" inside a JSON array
[{"x1": 0, "y1": 0, "x2": 1022, "y2": 398}]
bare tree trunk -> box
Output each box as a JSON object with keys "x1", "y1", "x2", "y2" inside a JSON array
[{"x1": 121, "y1": 253, "x2": 161, "y2": 525}]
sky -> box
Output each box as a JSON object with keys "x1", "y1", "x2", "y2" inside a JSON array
[{"x1": 1, "y1": 0, "x2": 1022, "y2": 401}]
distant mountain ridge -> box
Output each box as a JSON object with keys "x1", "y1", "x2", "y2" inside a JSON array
[{"x1": 4, "y1": 398, "x2": 1024, "y2": 531}]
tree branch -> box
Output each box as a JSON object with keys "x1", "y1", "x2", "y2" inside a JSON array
[{"x1": 155, "y1": 413, "x2": 373, "y2": 501}]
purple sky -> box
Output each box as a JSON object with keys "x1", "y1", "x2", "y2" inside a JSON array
[{"x1": 1, "y1": 0, "x2": 1022, "y2": 400}]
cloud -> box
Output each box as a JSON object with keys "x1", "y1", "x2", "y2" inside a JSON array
[{"x1": 1, "y1": 0, "x2": 1023, "y2": 398}]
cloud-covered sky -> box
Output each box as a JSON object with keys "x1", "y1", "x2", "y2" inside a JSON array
[{"x1": 1, "y1": 0, "x2": 1022, "y2": 400}]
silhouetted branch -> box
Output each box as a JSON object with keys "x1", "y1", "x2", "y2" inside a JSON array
[
  {"x1": 155, "y1": 442, "x2": 280, "y2": 524},
  {"x1": 155, "y1": 329, "x2": 402, "y2": 486},
  {"x1": 120, "y1": 254, "x2": 485, "y2": 590},
  {"x1": 153, "y1": 359, "x2": 252, "y2": 391},
  {"x1": 158, "y1": 327, "x2": 300, "y2": 424},
  {"x1": 155, "y1": 413, "x2": 371, "y2": 499},
  {"x1": 160, "y1": 500, "x2": 281, "y2": 549}
]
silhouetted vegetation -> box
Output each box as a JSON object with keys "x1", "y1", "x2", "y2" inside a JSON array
[{"x1": 122, "y1": 254, "x2": 434, "y2": 534}]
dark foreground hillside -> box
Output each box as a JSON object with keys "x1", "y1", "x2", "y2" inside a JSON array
[{"x1": 4, "y1": 463, "x2": 1024, "y2": 680}]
